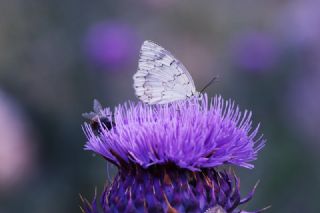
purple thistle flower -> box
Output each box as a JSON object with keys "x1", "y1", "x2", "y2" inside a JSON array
[
  {"x1": 81, "y1": 94, "x2": 266, "y2": 212},
  {"x1": 84, "y1": 95, "x2": 264, "y2": 171},
  {"x1": 84, "y1": 22, "x2": 139, "y2": 70},
  {"x1": 275, "y1": 0, "x2": 320, "y2": 46},
  {"x1": 229, "y1": 31, "x2": 278, "y2": 73}
]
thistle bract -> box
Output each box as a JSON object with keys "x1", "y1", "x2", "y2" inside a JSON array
[
  {"x1": 81, "y1": 166, "x2": 262, "y2": 213},
  {"x1": 81, "y1": 94, "x2": 266, "y2": 212}
]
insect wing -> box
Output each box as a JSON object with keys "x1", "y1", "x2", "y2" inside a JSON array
[{"x1": 133, "y1": 40, "x2": 197, "y2": 104}]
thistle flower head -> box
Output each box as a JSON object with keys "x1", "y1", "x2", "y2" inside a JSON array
[
  {"x1": 81, "y1": 94, "x2": 267, "y2": 212},
  {"x1": 84, "y1": 22, "x2": 138, "y2": 70},
  {"x1": 84, "y1": 94, "x2": 265, "y2": 171}
]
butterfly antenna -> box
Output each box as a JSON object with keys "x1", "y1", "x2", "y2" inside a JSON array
[{"x1": 200, "y1": 75, "x2": 218, "y2": 93}]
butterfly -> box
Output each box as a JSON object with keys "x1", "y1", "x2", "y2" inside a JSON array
[
  {"x1": 133, "y1": 40, "x2": 216, "y2": 104},
  {"x1": 82, "y1": 99, "x2": 115, "y2": 135}
]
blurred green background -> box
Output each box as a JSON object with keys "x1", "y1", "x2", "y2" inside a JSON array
[{"x1": 0, "y1": 0, "x2": 319, "y2": 212}]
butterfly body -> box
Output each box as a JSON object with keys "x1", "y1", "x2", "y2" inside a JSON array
[{"x1": 133, "y1": 40, "x2": 199, "y2": 104}]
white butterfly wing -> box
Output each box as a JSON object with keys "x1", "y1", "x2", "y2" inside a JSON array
[{"x1": 133, "y1": 40, "x2": 198, "y2": 104}]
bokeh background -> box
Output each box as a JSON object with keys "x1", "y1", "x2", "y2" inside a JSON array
[{"x1": 0, "y1": 0, "x2": 319, "y2": 212}]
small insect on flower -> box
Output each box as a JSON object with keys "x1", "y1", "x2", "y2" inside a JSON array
[
  {"x1": 133, "y1": 40, "x2": 217, "y2": 104},
  {"x1": 82, "y1": 99, "x2": 115, "y2": 135},
  {"x1": 204, "y1": 205, "x2": 226, "y2": 213}
]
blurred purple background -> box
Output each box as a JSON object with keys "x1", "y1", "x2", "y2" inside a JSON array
[{"x1": 0, "y1": 1, "x2": 319, "y2": 212}]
